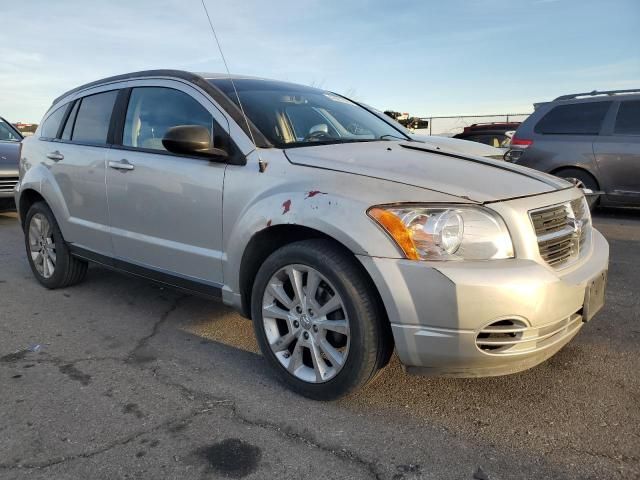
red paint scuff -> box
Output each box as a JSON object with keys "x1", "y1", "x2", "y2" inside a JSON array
[
  {"x1": 305, "y1": 190, "x2": 327, "y2": 199},
  {"x1": 282, "y1": 200, "x2": 292, "y2": 214}
]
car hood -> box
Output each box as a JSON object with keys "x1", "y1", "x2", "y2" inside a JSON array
[{"x1": 284, "y1": 141, "x2": 570, "y2": 203}]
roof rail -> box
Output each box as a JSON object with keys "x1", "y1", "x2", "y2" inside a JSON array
[{"x1": 554, "y1": 89, "x2": 640, "y2": 101}]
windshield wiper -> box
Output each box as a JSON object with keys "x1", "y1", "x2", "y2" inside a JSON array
[{"x1": 379, "y1": 134, "x2": 410, "y2": 141}]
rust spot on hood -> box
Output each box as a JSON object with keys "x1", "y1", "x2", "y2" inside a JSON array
[
  {"x1": 282, "y1": 200, "x2": 291, "y2": 214},
  {"x1": 305, "y1": 190, "x2": 326, "y2": 199}
]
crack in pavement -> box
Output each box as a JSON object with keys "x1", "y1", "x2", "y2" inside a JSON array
[
  {"x1": 2, "y1": 357, "x2": 383, "y2": 479},
  {"x1": 561, "y1": 444, "x2": 639, "y2": 465},
  {"x1": 1, "y1": 296, "x2": 383, "y2": 479},
  {"x1": 0, "y1": 407, "x2": 210, "y2": 471},
  {"x1": 151, "y1": 372, "x2": 383, "y2": 480},
  {"x1": 126, "y1": 294, "x2": 187, "y2": 364}
]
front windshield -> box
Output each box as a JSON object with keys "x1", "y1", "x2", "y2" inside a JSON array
[
  {"x1": 208, "y1": 79, "x2": 408, "y2": 148},
  {"x1": 0, "y1": 119, "x2": 22, "y2": 142}
]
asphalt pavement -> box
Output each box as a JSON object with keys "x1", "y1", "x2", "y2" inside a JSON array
[{"x1": 0, "y1": 208, "x2": 638, "y2": 480}]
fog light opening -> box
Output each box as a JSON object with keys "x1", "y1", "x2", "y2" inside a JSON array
[{"x1": 476, "y1": 319, "x2": 528, "y2": 353}]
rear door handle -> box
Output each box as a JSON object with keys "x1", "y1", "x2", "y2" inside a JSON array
[
  {"x1": 46, "y1": 151, "x2": 64, "y2": 161},
  {"x1": 108, "y1": 159, "x2": 135, "y2": 171}
]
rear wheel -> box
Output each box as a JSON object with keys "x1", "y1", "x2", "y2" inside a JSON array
[
  {"x1": 24, "y1": 202, "x2": 87, "y2": 289},
  {"x1": 251, "y1": 239, "x2": 390, "y2": 400}
]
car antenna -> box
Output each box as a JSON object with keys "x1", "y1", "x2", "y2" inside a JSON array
[{"x1": 200, "y1": 0, "x2": 268, "y2": 172}]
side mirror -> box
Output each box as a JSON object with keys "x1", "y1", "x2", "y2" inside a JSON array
[
  {"x1": 503, "y1": 149, "x2": 523, "y2": 163},
  {"x1": 162, "y1": 125, "x2": 228, "y2": 160}
]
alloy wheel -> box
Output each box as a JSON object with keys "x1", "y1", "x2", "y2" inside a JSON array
[
  {"x1": 28, "y1": 213, "x2": 56, "y2": 279},
  {"x1": 261, "y1": 264, "x2": 350, "y2": 383}
]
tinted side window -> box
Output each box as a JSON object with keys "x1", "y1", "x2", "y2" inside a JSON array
[
  {"x1": 123, "y1": 87, "x2": 214, "y2": 151},
  {"x1": 534, "y1": 101, "x2": 611, "y2": 135},
  {"x1": 61, "y1": 101, "x2": 80, "y2": 141},
  {"x1": 40, "y1": 105, "x2": 67, "y2": 139},
  {"x1": 72, "y1": 90, "x2": 118, "y2": 144},
  {"x1": 614, "y1": 100, "x2": 640, "y2": 135},
  {"x1": 0, "y1": 121, "x2": 21, "y2": 141}
]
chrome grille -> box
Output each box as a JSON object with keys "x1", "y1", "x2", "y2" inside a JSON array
[
  {"x1": 530, "y1": 197, "x2": 591, "y2": 268},
  {"x1": 570, "y1": 197, "x2": 590, "y2": 251},
  {"x1": 0, "y1": 176, "x2": 18, "y2": 193}
]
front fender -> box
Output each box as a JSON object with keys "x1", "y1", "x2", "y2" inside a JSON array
[{"x1": 221, "y1": 150, "x2": 471, "y2": 295}]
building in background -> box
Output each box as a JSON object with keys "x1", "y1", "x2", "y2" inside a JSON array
[{"x1": 13, "y1": 122, "x2": 38, "y2": 136}]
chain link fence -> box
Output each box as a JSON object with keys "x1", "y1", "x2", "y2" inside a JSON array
[{"x1": 414, "y1": 113, "x2": 531, "y2": 137}]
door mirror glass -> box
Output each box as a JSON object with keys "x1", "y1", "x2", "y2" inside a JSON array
[{"x1": 162, "y1": 125, "x2": 228, "y2": 159}]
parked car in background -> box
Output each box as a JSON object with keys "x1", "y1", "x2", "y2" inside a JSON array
[
  {"x1": 16, "y1": 70, "x2": 608, "y2": 400},
  {"x1": 453, "y1": 122, "x2": 521, "y2": 148},
  {"x1": 364, "y1": 106, "x2": 505, "y2": 158},
  {"x1": 508, "y1": 89, "x2": 640, "y2": 206},
  {"x1": 0, "y1": 116, "x2": 22, "y2": 211},
  {"x1": 408, "y1": 133, "x2": 505, "y2": 158}
]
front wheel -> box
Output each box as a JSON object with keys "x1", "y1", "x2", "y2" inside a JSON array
[{"x1": 251, "y1": 239, "x2": 391, "y2": 400}]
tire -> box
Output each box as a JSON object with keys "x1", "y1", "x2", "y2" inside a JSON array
[
  {"x1": 251, "y1": 239, "x2": 391, "y2": 400},
  {"x1": 553, "y1": 168, "x2": 599, "y2": 191},
  {"x1": 24, "y1": 201, "x2": 88, "y2": 289}
]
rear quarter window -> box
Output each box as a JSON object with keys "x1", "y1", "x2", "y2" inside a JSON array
[
  {"x1": 614, "y1": 100, "x2": 640, "y2": 135},
  {"x1": 61, "y1": 101, "x2": 80, "y2": 141},
  {"x1": 534, "y1": 101, "x2": 612, "y2": 135},
  {"x1": 72, "y1": 90, "x2": 118, "y2": 144},
  {"x1": 40, "y1": 105, "x2": 67, "y2": 139}
]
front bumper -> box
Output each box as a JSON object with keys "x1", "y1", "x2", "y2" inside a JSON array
[
  {"x1": 358, "y1": 229, "x2": 609, "y2": 377},
  {"x1": 1, "y1": 169, "x2": 19, "y2": 212}
]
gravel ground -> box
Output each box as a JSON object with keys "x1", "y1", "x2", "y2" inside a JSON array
[{"x1": 0, "y1": 208, "x2": 638, "y2": 480}]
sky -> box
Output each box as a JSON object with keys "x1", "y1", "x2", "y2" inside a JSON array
[{"x1": 1, "y1": 0, "x2": 638, "y2": 123}]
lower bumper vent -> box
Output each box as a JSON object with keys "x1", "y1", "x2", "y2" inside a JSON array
[{"x1": 476, "y1": 314, "x2": 582, "y2": 355}]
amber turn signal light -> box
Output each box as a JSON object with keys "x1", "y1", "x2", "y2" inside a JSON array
[{"x1": 368, "y1": 207, "x2": 419, "y2": 260}]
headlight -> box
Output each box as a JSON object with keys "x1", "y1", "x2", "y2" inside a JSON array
[{"x1": 368, "y1": 205, "x2": 514, "y2": 261}]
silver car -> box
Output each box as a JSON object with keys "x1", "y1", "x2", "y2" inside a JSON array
[
  {"x1": 15, "y1": 70, "x2": 609, "y2": 400},
  {"x1": 0, "y1": 116, "x2": 22, "y2": 211}
]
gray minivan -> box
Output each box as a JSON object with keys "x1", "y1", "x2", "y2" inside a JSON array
[{"x1": 508, "y1": 89, "x2": 640, "y2": 206}]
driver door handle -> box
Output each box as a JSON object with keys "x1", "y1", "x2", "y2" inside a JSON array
[
  {"x1": 108, "y1": 159, "x2": 135, "y2": 171},
  {"x1": 46, "y1": 151, "x2": 64, "y2": 161}
]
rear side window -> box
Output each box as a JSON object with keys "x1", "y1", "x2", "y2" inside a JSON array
[
  {"x1": 0, "y1": 120, "x2": 21, "y2": 141},
  {"x1": 614, "y1": 100, "x2": 640, "y2": 135},
  {"x1": 122, "y1": 87, "x2": 214, "y2": 152},
  {"x1": 40, "y1": 105, "x2": 67, "y2": 139},
  {"x1": 72, "y1": 90, "x2": 118, "y2": 144},
  {"x1": 534, "y1": 101, "x2": 611, "y2": 135},
  {"x1": 61, "y1": 101, "x2": 80, "y2": 141}
]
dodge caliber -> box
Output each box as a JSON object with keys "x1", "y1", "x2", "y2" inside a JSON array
[{"x1": 15, "y1": 70, "x2": 609, "y2": 400}]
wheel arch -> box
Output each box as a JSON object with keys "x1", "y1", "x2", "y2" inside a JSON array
[
  {"x1": 238, "y1": 225, "x2": 390, "y2": 333},
  {"x1": 549, "y1": 166, "x2": 600, "y2": 190},
  {"x1": 17, "y1": 188, "x2": 47, "y2": 229}
]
